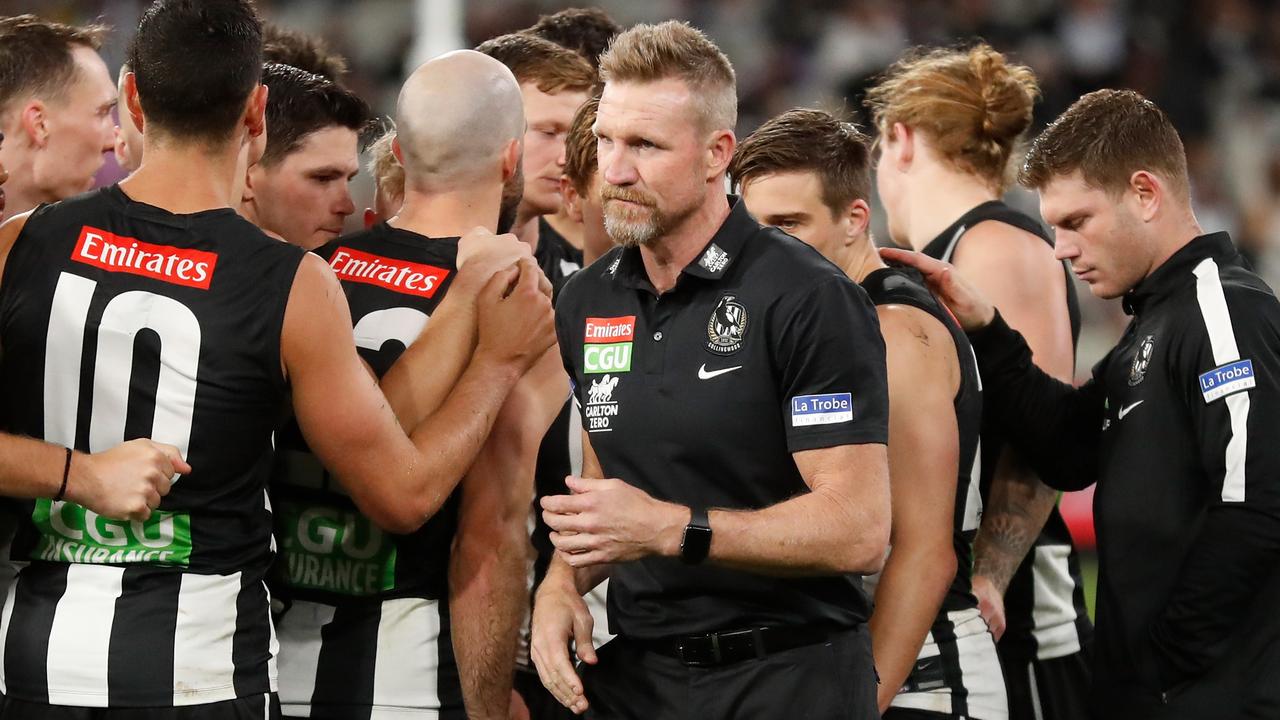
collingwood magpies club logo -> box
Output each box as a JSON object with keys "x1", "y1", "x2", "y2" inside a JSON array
[
  {"x1": 706, "y1": 294, "x2": 748, "y2": 355},
  {"x1": 1129, "y1": 334, "x2": 1155, "y2": 386}
]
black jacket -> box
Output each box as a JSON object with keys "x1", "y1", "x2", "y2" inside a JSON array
[{"x1": 971, "y1": 233, "x2": 1280, "y2": 719}]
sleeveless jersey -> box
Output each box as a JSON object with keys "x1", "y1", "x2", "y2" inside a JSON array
[
  {"x1": 922, "y1": 200, "x2": 1094, "y2": 661},
  {"x1": 270, "y1": 223, "x2": 465, "y2": 718},
  {"x1": 0, "y1": 185, "x2": 303, "y2": 707},
  {"x1": 862, "y1": 267, "x2": 1007, "y2": 719}
]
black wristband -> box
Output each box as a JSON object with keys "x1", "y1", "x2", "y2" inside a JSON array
[{"x1": 53, "y1": 447, "x2": 72, "y2": 502}]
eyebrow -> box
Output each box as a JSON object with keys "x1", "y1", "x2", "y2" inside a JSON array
[{"x1": 763, "y1": 212, "x2": 810, "y2": 224}]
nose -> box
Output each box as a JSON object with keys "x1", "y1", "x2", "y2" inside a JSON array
[
  {"x1": 335, "y1": 186, "x2": 355, "y2": 218},
  {"x1": 0, "y1": 161, "x2": 8, "y2": 186},
  {"x1": 1053, "y1": 234, "x2": 1079, "y2": 262},
  {"x1": 601, "y1": 145, "x2": 637, "y2": 187}
]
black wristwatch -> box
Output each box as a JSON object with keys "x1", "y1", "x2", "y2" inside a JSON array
[{"x1": 680, "y1": 506, "x2": 712, "y2": 565}]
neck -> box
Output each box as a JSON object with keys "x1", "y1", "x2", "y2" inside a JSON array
[
  {"x1": 640, "y1": 190, "x2": 731, "y2": 294},
  {"x1": 1, "y1": 146, "x2": 55, "y2": 217},
  {"x1": 512, "y1": 213, "x2": 540, "y2": 249},
  {"x1": 1146, "y1": 211, "x2": 1206, "y2": 278},
  {"x1": 901, "y1": 165, "x2": 999, "y2": 251},
  {"x1": 545, "y1": 210, "x2": 584, "y2": 250},
  {"x1": 511, "y1": 202, "x2": 543, "y2": 250},
  {"x1": 120, "y1": 135, "x2": 241, "y2": 214},
  {"x1": 391, "y1": 184, "x2": 502, "y2": 237},
  {"x1": 843, "y1": 236, "x2": 886, "y2": 284}
]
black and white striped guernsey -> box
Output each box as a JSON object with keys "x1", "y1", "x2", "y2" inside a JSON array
[
  {"x1": 922, "y1": 200, "x2": 1094, "y2": 662},
  {"x1": 270, "y1": 223, "x2": 465, "y2": 719},
  {"x1": 0, "y1": 186, "x2": 304, "y2": 707},
  {"x1": 862, "y1": 266, "x2": 1007, "y2": 719}
]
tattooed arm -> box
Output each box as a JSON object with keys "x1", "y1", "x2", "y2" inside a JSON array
[{"x1": 970, "y1": 451, "x2": 1059, "y2": 638}]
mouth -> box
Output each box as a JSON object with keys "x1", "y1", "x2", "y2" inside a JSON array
[{"x1": 0, "y1": 188, "x2": 6, "y2": 215}]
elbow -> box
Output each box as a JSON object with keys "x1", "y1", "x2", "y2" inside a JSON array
[
  {"x1": 839, "y1": 516, "x2": 892, "y2": 575},
  {"x1": 362, "y1": 493, "x2": 438, "y2": 535}
]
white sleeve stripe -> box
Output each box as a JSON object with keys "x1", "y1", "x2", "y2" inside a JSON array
[{"x1": 1193, "y1": 258, "x2": 1250, "y2": 502}]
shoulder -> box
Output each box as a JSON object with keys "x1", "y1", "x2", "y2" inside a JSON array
[
  {"x1": 751, "y1": 225, "x2": 850, "y2": 284},
  {"x1": 560, "y1": 246, "x2": 623, "y2": 305},
  {"x1": 951, "y1": 219, "x2": 1058, "y2": 278}
]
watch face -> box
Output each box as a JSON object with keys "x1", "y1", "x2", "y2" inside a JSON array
[{"x1": 681, "y1": 524, "x2": 712, "y2": 564}]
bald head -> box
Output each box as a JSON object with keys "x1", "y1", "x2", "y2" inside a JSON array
[{"x1": 396, "y1": 50, "x2": 525, "y2": 190}]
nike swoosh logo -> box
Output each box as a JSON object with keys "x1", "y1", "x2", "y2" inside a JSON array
[
  {"x1": 698, "y1": 364, "x2": 743, "y2": 380},
  {"x1": 1118, "y1": 400, "x2": 1144, "y2": 420}
]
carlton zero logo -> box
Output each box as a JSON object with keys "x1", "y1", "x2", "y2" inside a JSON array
[
  {"x1": 1199, "y1": 359, "x2": 1256, "y2": 403},
  {"x1": 329, "y1": 247, "x2": 450, "y2": 298},
  {"x1": 584, "y1": 315, "x2": 635, "y2": 374},
  {"x1": 73, "y1": 226, "x2": 217, "y2": 289},
  {"x1": 791, "y1": 392, "x2": 855, "y2": 427}
]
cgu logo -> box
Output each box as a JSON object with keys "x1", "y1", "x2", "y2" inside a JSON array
[
  {"x1": 46, "y1": 500, "x2": 175, "y2": 548},
  {"x1": 584, "y1": 343, "x2": 632, "y2": 374},
  {"x1": 293, "y1": 507, "x2": 385, "y2": 560}
]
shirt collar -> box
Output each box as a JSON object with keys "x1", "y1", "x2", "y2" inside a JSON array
[
  {"x1": 610, "y1": 196, "x2": 756, "y2": 292},
  {"x1": 1123, "y1": 232, "x2": 1237, "y2": 315}
]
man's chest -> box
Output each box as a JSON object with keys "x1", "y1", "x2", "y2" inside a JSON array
[{"x1": 567, "y1": 288, "x2": 784, "y2": 445}]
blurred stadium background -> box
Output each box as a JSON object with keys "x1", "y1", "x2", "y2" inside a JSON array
[{"x1": 10, "y1": 0, "x2": 1280, "y2": 617}]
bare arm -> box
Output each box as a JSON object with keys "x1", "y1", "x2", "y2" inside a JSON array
[
  {"x1": 952, "y1": 223, "x2": 1075, "y2": 616},
  {"x1": 529, "y1": 430, "x2": 609, "y2": 716},
  {"x1": 544, "y1": 442, "x2": 891, "y2": 577},
  {"x1": 379, "y1": 229, "x2": 534, "y2": 428},
  {"x1": 451, "y1": 349, "x2": 564, "y2": 719},
  {"x1": 285, "y1": 255, "x2": 554, "y2": 534},
  {"x1": 869, "y1": 305, "x2": 962, "y2": 712},
  {"x1": 0, "y1": 214, "x2": 190, "y2": 520}
]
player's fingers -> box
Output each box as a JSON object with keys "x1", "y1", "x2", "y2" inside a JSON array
[
  {"x1": 541, "y1": 493, "x2": 590, "y2": 514},
  {"x1": 562, "y1": 549, "x2": 610, "y2": 568},
  {"x1": 128, "y1": 501, "x2": 153, "y2": 523},
  {"x1": 548, "y1": 530, "x2": 596, "y2": 553},
  {"x1": 151, "y1": 442, "x2": 191, "y2": 476},
  {"x1": 573, "y1": 609, "x2": 598, "y2": 665},
  {"x1": 480, "y1": 263, "x2": 521, "y2": 301}
]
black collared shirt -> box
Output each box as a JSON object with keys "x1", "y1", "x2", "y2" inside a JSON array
[
  {"x1": 971, "y1": 232, "x2": 1280, "y2": 716},
  {"x1": 554, "y1": 198, "x2": 889, "y2": 638}
]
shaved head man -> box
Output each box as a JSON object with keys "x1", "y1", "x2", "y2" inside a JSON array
[
  {"x1": 273, "y1": 49, "x2": 567, "y2": 720},
  {"x1": 0, "y1": 15, "x2": 117, "y2": 217}
]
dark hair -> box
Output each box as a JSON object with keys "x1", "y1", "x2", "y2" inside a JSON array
[
  {"x1": 524, "y1": 8, "x2": 622, "y2": 69},
  {"x1": 1020, "y1": 89, "x2": 1190, "y2": 198},
  {"x1": 0, "y1": 15, "x2": 107, "y2": 114},
  {"x1": 263, "y1": 23, "x2": 349, "y2": 82},
  {"x1": 475, "y1": 33, "x2": 596, "y2": 95},
  {"x1": 563, "y1": 94, "x2": 600, "y2": 196},
  {"x1": 127, "y1": 0, "x2": 263, "y2": 144},
  {"x1": 260, "y1": 63, "x2": 371, "y2": 166},
  {"x1": 730, "y1": 109, "x2": 873, "y2": 217}
]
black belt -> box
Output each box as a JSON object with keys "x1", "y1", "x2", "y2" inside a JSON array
[{"x1": 634, "y1": 625, "x2": 837, "y2": 667}]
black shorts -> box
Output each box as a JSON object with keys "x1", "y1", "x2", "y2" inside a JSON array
[
  {"x1": 1000, "y1": 646, "x2": 1092, "y2": 720},
  {"x1": 580, "y1": 625, "x2": 878, "y2": 720},
  {"x1": 0, "y1": 694, "x2": 279, "y2": 720}
]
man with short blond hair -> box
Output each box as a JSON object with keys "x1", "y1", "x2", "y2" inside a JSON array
[
  {"x1": 531, "y1": 21, "x2": 890, "y2": 719},
  {"x1": 891, "y1": 88, "x2": 1280, "y2": 719},
  {"x1": 0, "y1": 15, "x2": 116, "y2": 217}
]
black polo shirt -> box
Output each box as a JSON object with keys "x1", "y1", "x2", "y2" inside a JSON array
[{"x1": 554, "y1": 198, "x2": 889, "y2": 639}]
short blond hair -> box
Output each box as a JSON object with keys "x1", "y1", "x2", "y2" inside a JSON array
[
  {"x1": 366, "y1": 128, "x2": 404, "y2": 205},
  {"x1": 598, "y1": 20, "x2": 736, "y2": 132}
]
